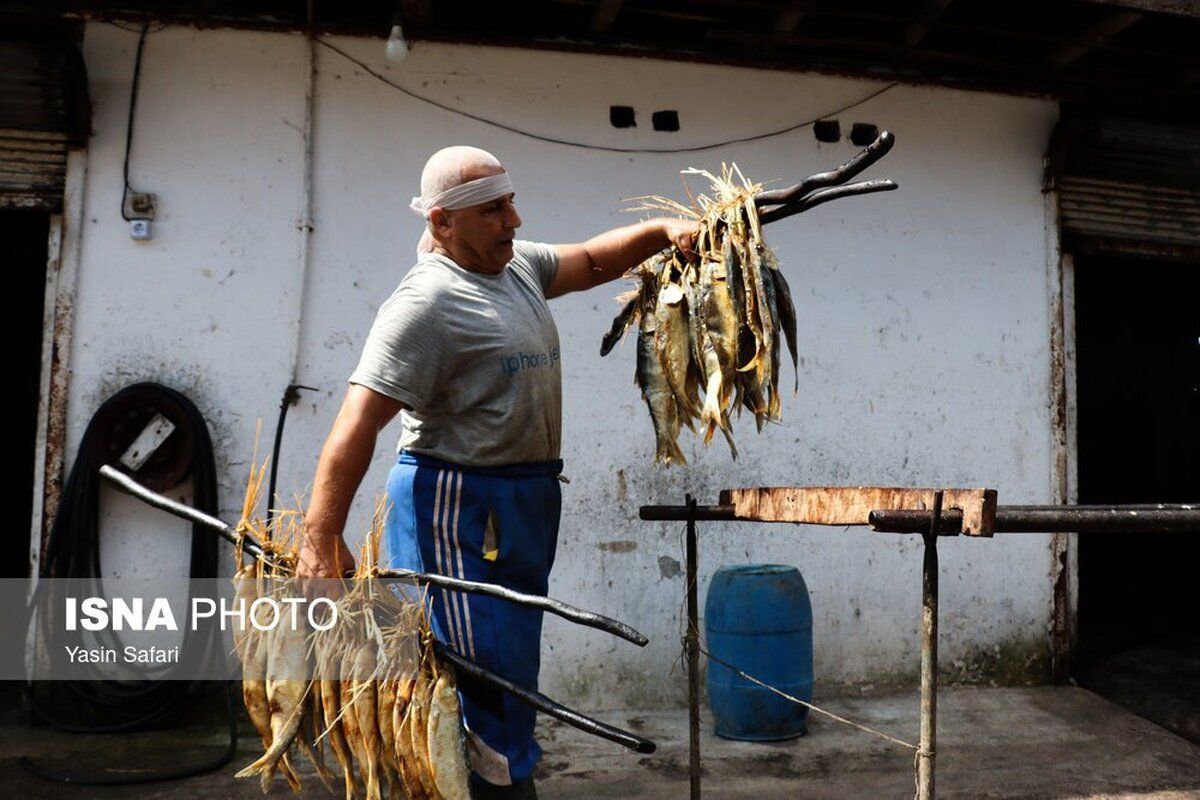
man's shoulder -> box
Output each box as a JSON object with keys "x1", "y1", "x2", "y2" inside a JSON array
[
  {"x1": 510, "y1": 240, "x2": 559, "y2": 292},
  {"x1": 512, "y1": 239, "x2": 557, "y2": 264},
  {"x1": 374, "y1": 259, "x2": 453, "y2": 319}
]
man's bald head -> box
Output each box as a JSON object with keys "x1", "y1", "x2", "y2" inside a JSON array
[
  {"x1": 413, "y1": 145, "x2": 521, "y2": 273},
  {"x1": 419, "y1": 145, "x2": 505, "y2": 199}
]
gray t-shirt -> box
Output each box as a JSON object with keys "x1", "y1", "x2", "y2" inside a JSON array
[{"x1": 349, "y1": 240, "x2": 562, "y2": 467}]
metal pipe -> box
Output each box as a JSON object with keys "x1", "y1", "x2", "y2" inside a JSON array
[
  {"x1": 642, "y1": 500, "x2": 1200, "y2": 534},
  {"x1": 870, "y1": 504, "x2": 1200, "y2": 535},
  {"x1": 685, "y1": 494, "x2": 701, "y2": 800},
  {"x1": 267, "y1": 384, "x2": 317, "y2": 530},
  {"x1": 641, "y1": 504, "x2": 736, "y2": 522},
  {"x1": 99, "y1": 465, "x2": 650, "y2": 645},
  {"x1": 917, "y1": 490, "x2": 942, "y2": 800},
  {"x1": 433, "y1": 642, "x2": 656, "y2": 755}
]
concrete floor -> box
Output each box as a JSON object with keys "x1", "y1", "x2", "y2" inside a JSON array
[
  {"x1": 2, "y1": 686, "x2": 1199, "y2": 798},
  {"x1": 1075, "y1": 636, "x2": 1200, "y2": 746}
]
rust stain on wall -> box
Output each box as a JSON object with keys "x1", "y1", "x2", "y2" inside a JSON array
[{"x1": 597, "y1": 540, "x2": 637, "y2": 553}]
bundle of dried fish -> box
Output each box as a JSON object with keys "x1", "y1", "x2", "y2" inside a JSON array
[
  {"x1": 232, "y1": 469, "x2": 471, "y2": 799},
  {"x1": 604, "y1": 165, "x2": 798, "y2": 465}
]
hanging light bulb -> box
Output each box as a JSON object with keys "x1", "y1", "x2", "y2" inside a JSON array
[{"x1": 385, "y1": 15, "x2": 409, "y2": 62}]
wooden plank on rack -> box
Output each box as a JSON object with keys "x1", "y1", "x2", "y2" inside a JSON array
[{"x1": 717, "y1": 486, "x2": 998, "y2": 536}]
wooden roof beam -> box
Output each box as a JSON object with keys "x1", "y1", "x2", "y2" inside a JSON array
[
  {"x1": 904, "y1": 0, "x2": 957, "y2": 47},
  {"x1": 400, "y1": 0, "x2": 433, "y2": 28},
  {"x1": 774, "y1": 0, "x2": 816, "y2": 34},
  {"x1": 1075, "y1": 0, "x2": 1200, "y2": 18},
  {"x1": 591, "y1": 0, "x2": 623, "y2": 34},
  {"x1": 1048, "y1": 10, "x2": 1143, "y2": 69}
]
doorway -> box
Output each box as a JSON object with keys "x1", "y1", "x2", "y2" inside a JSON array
[
  {"x1": 1073, "y1": 253, "x2": 1200, "y2": 742},
  {"x1": 5, "y1": 210, "x2": 50, "y2": 580}
]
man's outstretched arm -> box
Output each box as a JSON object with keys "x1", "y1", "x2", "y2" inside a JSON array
[
  {"x1": 547, "y1": 217, "x2": 698, "y2": 298},
  {"x1": 297, "y1": 384, "x2": 404, "y2": 580}
]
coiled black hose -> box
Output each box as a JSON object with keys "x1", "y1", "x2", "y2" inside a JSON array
[{"x1": 21, "y1": 382, "x2": 237, "y2": 783}]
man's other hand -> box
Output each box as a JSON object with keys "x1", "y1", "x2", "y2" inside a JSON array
[
  {"x1": 664, "y1": 217, "x2": 700, "y2": 263},
  {"x1": 297, "y1": 532, "x2": 356, "y2": 597}
]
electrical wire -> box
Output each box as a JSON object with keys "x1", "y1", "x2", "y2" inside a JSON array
[
  {"x1": 107, "y1": 20, "x2": 168, "y2": 35},
  {"x1": 317, "y1": 38, "x2": 897, "y2": 154},
  {"x1": 120, "y1": 22, "x2": 149, "y2": 221}
]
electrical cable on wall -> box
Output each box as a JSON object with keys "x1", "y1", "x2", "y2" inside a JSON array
[
  {"x1": 316, "y1": 38, "x2": 897, "y2": 154},
  {"x1": 119, "y1": 22, "x2": 150, "y2": 221}
]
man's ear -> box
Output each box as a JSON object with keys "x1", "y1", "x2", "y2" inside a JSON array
[{"x1": 429, "y1": 208, "x2": 451, "y2": 235}]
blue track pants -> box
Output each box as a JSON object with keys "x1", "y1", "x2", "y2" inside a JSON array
[{"x1": 382, "y1": 450, "x2": 563, "y2": 785}]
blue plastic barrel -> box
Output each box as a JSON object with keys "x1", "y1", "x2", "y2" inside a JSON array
[{"x1": 705, "y1": 564, "x2": 813, "y2": 741}]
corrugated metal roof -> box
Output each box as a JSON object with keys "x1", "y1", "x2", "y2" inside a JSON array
[
  {"x1": 0, "y1": 129, "x2": 69, "y2": 211},
  {"x1": 1053, "y1": 115, "x2": 1200, "y2": 260},
  {"x1": 0, "y1": 38, "x2": 89, "y2": 144}
]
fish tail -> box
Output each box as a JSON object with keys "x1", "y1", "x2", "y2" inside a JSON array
[
  {"x1": 235, "y1": 711, "x2": 304, "y2": 782},
  {"x1": 768, "y1": 390, "x2": 782, "y2": 421},
  {"x1": 719, "y1": 413, "x2": 739, "y2": 460},
  {"x1": 655, "y1": 435, "x2": 687, "y2": 465},
  {"x1": 700, "y1": 392, "x2": 722, "y2": 444},
  {"x1": 298, "y1": 735, "x2": 336, "y2": 794},
  {"x1": 236, "y1": 746, "x2": 284, "y2": 782},
  {"x1": 366, "y1": 760, "x2": 381, "y2": 800},
  {"x1": 281, "y1": 754, "x2": 302, "y2": 794}
]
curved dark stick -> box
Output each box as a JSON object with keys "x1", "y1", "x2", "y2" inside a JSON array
[
  {"x1": 99, "y1": 465, "x2": 266, "y2": 557},
  {"x1": 99, "y1": 465, "x2": 648, "y2": 646},
  {"x1": 760, "y1": 180, "x2": 898, "y2": 225},
  {"x1": 434, "y1": 641, "x2": 657, "y2": 754},
  {"x1": 379, "y1": 570, "x2": 648, "y2": 646},
  {"x1": 755, "y1": 130, "x2": 895, "y2": 208}
]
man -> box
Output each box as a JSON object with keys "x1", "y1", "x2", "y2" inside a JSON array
[{"x1": 297, "y1": 145, "x2": 696, "y2": 798}]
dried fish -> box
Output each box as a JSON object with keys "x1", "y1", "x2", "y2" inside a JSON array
[
  {"x1": 232, "y1": 468, "x2": 474, "y2": 800},
  {"x1": 605, "y1": 164, "x2": 797, "y2": 462},
  {"x1": 428, "y1": 672, "x2": 471, "y2": 800}
]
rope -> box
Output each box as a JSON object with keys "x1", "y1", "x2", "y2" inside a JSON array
[
  {"x1": 694, "y1": 634, "x2": 926, "y2": 800},
  {"x1": 693, "y1": 638, "x2": 919, "y2": 752}
]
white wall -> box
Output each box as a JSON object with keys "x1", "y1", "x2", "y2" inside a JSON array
[{"x1": 66, "y1": 23, "x2": 1059, "y2": 708}]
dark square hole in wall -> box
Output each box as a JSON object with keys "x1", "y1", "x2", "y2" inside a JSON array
[
  {"x1": 850, "y1": 122, "x2": 879, "y2": 146},
  {"x1": 652, "y1": 110, "x2": 680, "y2": 132},
  {"x1": 610, "y1": 105, "x2": 636, "y2": 128},
  {"x1": 814, "y1": 119, "x2": 841, "y2": 142}
]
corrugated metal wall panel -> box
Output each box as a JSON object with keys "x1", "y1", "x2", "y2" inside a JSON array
[
  {"x1": 1052, "y1": 115, "x2": 1200, "y2": 260},
  {"x1": 0, "y1": 129, "x2": 69, "y2": 210},
  {"x1": 0, "y1": 39, "x2": 89, "y2": 141},
  {"x1": 0, "y1": 36, "x2": 88, "y2": 212}
]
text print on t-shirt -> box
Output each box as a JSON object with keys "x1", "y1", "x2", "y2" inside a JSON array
[{"x1": 500, "y1": 345, "x2": 561, "y2": 376}]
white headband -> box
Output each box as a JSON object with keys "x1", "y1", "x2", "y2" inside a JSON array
[{"x1": 409, "y1": 171, "x2": 515, "y2": 219}]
